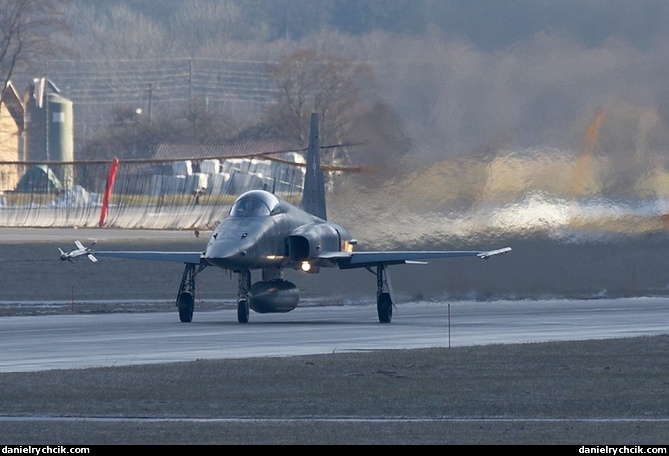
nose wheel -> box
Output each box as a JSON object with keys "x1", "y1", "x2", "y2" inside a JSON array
[
  {"x1": 237, "y1": 298, "x2": 249, "y2": 323},
  {"x1": 237, "y1": 269, "x2": 251, "y2": 323}
]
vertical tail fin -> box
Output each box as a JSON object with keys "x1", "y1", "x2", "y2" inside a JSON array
[{"x1": 301, "y1": 112, "x2": 327, "y2": 220}]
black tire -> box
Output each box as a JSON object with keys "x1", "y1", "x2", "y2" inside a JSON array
[
  {"x1": 377, "y1": 292, "x2": 393, "y2": 323},
  {"x1": 237, "y1": 298, "x2": 249, "y2": 323},
  {"x1": 178, "y1": 291, "x2": 194, "y2": 323}
]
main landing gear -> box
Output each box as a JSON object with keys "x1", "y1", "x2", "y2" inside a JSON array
[
  {"x1": 176, "y1": 263, "x2": 395, "y2": 324},
  {"x1": 370, "y1": 263, "x2": 394, "y2": 323},
  {"x1": 176, "y1": 263, "x2": 205, "y2": 322}
]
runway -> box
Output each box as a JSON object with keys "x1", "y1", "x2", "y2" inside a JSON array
[{"x1": 2, "y1": 298, "x2": 668, "y2": 373}]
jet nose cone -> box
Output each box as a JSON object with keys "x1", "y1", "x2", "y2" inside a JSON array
[{"x1": 204, "y1": 242, "x2": 249, "y2": 268}]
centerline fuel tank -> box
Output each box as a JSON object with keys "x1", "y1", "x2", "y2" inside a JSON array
[{"x1": 249, "y1": 280, "x2": 300, "y2": 313}]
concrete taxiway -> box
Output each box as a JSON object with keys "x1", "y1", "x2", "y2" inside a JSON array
[{"x1": 1, "y1": 298, "x2": 667, "y2": 373}]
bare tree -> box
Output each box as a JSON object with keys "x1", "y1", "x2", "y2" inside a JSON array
[
  {"x1": 62, "y1": 2, "x2": 167, "y2": 60},
  {"x1": 78, "y1": 101, "x2": 240, "y2": 161},
  {"x1": 264, "y1": 48, "x2": 376, "y2": 149},
  {"x1": 0, "y1": 0, "x2": 70, "y2": 104}
]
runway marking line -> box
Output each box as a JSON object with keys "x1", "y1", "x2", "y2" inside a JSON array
[{"x1": 1, "y1": 416, "x2": 668, "y2": 423}]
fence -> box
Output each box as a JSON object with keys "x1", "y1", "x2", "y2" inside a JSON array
[
  {"x1": 0, "y1": 156, "x2": 305, "y2": 229},
  {"x1": 37, "y1": 58, "x2": 277, "y2": 144}
]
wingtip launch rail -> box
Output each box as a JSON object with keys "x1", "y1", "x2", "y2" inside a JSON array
[{"x1": 59, "y1": 240, "x2": 98, "y2": 263}]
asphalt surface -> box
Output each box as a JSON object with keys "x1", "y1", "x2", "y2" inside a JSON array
[{"x1": 2, "y1": 299, "x2": 668, "y2": 373}]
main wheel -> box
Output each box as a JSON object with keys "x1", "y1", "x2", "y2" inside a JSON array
[
  {"x1": 377, "y1": 292, "x2": 393, "y2": 323},
  {"x1": 237, "y1": 298, "x2": 250, "y2": 323},
  {"x1": 178, "y1": 291, "x2": 194, "y2": 323}
]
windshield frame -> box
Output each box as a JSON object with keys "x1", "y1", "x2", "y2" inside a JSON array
[{"x1": 229, "y1": 191, "x2": 281, "y2": 217}]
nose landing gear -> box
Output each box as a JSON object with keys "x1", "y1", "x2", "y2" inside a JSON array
[{"x1": 237, "y1": 269, "x2": 251, "y2": 323}]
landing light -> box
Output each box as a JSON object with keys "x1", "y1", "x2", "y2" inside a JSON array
[{"x1": 301, "y1": 261, "x2": 311, "y2": 272}]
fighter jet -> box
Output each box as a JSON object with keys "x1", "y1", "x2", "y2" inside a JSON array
[{"x1": 60, "y1": 113, "x2": 511, "y2": 323}]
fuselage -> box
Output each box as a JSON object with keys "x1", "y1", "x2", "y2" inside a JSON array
[{"x1": 204, "y1": 190, "x2": 353, "y2": 271}]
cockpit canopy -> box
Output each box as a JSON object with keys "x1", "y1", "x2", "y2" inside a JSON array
[{"x1": 230, "y1": 190, "x2": 282, "y2": 217}]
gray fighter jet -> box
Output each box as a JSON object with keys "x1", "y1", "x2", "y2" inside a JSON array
[{"x1": 60, "y1": 113, "x2": 511, "y2": 323}]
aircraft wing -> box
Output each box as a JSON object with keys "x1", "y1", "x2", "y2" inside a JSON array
[
  {"x1": 93, "y1": 251, "x2": 204, "y2": 264},
  {"x1": 321, "y1": 247, "x2": 511, "y2": 269}
]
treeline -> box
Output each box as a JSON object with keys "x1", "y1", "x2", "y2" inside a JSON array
[
  {"x1": 64, "y1": 0, "x2": 448, "y2": 51},
  {"x1": 60, "y1": 0, "x2": 657, "y2": 57}
]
